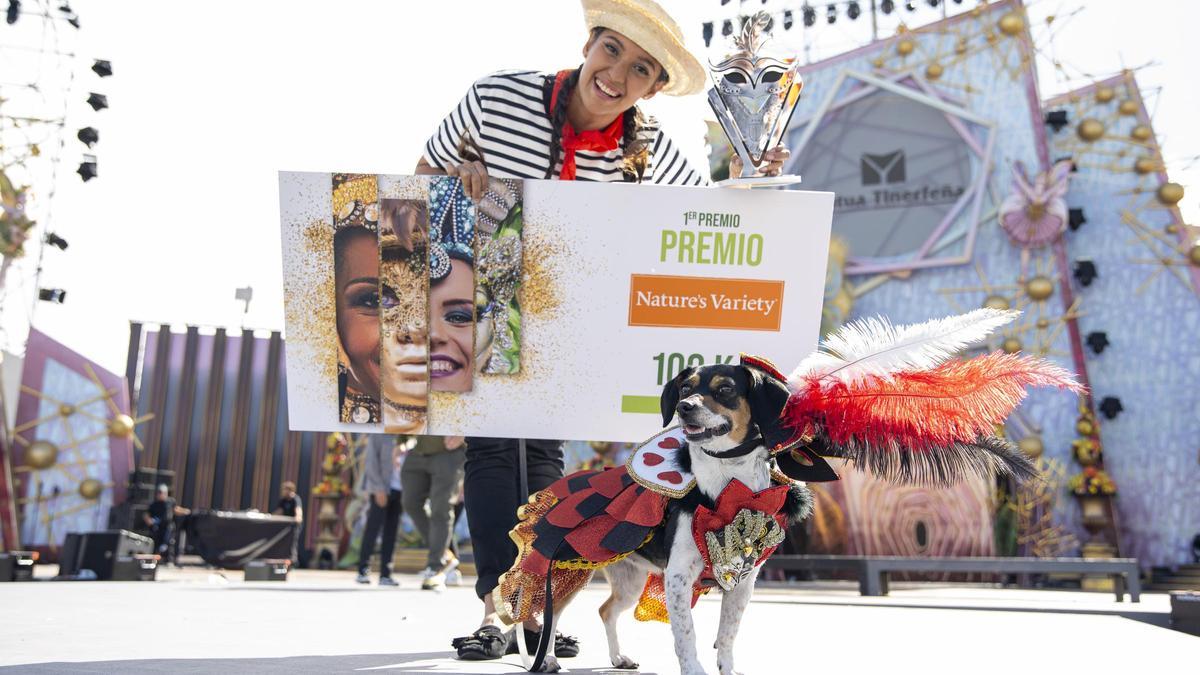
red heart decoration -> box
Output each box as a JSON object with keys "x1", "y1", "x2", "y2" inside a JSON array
[
  {"x1": 657, "y1": 471, "x2": 683, "y2": 485},
  {"x1": 658, "y1": 437, "x2": 681, "y2": 449},
  {"x1": 642, "y1": 452, "x2": 665, "y2": 466}
]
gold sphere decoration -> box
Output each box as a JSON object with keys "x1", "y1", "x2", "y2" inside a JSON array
[
  {"x1": 1025, "y1": 276, "x2": 1055, "y2": 301},
  {"x1": 1156, "y1": 182, "x2": 1184, "y2": 205},
  {"x1": 1131, "y1": 125, "x2": 1152, "y2": 141},
  {"x1": 1187, "y1": 244, "x2": 1200, "y2": 266},
  {"x1": 1036, "y1": 318, "x2": 1050, "y2": 329},
  {"x1": 983, "y1": 295, "x2": 1011, "y2": 311},
  {"x1": 1001, "y1": 337, "x2": 1023, "y2": 354},
  {"x1": 925, "y1": 62, "x2": 944, "y2": 80},
  {"x1": 108, "y1": 414, "x2": 135, "y2": 439},
  {"x1": 998, "y1": 12, "x2": 1025, "y2": 36},
  {"x1": 1134, "y1": 157, "x2": 1157, "y2": 175},
  {"x1": 1077, "y1": 118, "x2": 1105, "y2": 142},
  {"x1": 1095, "y1": 86, "x2": 1116, "y2": 104},
  {"x1": 1118, "y1": 99, "x2": 1139, "y2": 116},
  {"x1": 871, "y1": 57, "x2": 886, "y2": 69},
  {"x1": 26, "y1": 440, "x2": 59, "y2": 470},
  {"x1": 1076, "y1": 418, "x2": 1095, "y2": 436},
  {"x1": 1018, "y1": 436, "x2": 1044, "y2": 458},
  {"x1": 79, "y1": 478, "x2": 104, "y2": 500},
  {"x1": 955, "y1": 38, "x2": 968, "y2": 55},
  {"x1": 59, "y1": 404, "x2": 76, "y2": 417},
  {"x1": 897, "y1": 39, "x2": 915, "y2": 56}
]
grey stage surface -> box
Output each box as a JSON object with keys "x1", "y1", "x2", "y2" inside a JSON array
[{"x1": 0, "y1": 567, "x2": 1195, "y2": 674}]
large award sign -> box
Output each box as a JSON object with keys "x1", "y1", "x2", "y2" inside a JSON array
[{"x1": 279, "y1": 173, "x2": 832, "y2": 442}]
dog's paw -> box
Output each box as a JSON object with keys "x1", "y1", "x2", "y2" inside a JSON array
[
  {"x1": 610, "y1": 653, "x2": 639, "y2": 670},
  {"x1": 536, "y1": 654, "x2": 561, "y2": 673},
  {"x1": 680, "y1": 660, "x2": 710, "y2": 675}
]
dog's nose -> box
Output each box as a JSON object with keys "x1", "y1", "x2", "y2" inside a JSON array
[{"x1": 676, "y1": 399, "x2": 696, "y2": 415}]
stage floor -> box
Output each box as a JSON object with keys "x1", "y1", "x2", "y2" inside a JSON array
[{"x1": 1, "y1": 566, "x2": 1194, "y2": 673}]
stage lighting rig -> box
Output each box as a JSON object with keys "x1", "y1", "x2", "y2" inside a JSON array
[
  {"x1": 45, "y1": 233, "x2": 69, "y2": 251},
  {"x1": 77, "y1": 155, "x2": 97, "y2": 181},
  {"x1": 91, "y1": 59, "x2": 112, "y2": 77},
  {"x1": 86, "y1": 93, "x2": 108, "y2": 111},
  {"x1": 1085, "y1": 332, "x2": 1109, "y2": 354},
  {"x1": 1073, "y1": 260, "x2": 1098, "y2": 287},
  {"x1": 1068, "y1": 208, "x2": 1086, "y2": 231},
  {"x1": 38, "y1": 288, "x2": 67, "y2": 304},
  {"x1": 77, "y1": 126, "x2": 98, "y2": 147}
]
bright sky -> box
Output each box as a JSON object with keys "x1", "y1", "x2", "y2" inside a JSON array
[{"x1": 2, "y1": 0, "x2": 1195, "y2": 375}]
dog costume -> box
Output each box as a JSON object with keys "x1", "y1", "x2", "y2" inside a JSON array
[{"x1": 496, "y1": 309, "x2": 1079, "y2": 662}]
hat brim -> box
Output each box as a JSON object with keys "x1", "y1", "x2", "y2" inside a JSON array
[{"x1": 581, "y1": 0, "x2": 706, "y2": 97}]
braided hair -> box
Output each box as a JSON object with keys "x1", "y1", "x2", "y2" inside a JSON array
[{"x1": 546, "y1": 29, "x2": 670, "y2": 182}]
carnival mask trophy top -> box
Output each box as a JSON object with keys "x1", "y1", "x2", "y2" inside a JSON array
[{"x1": 709, "y1": 12, "x2": 803, "y2": 187}]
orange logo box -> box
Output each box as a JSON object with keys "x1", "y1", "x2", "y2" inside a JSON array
[{"x1": 628, "y1": 274, "x2": 785, "y2": 331}]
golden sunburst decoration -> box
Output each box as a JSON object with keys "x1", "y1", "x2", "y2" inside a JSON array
[
  {"x1": 938, "y1": 252, "x2": 1083, "y2": 359},
  {"x1": 12, "y1": 363, "x2": 153, "y2": 542}
]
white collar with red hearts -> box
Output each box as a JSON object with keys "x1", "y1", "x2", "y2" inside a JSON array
[{"x1": 624, "y1": 426, "x2": 697, "y2": 498}]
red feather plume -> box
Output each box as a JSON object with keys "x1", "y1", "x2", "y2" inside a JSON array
[{"x1": 785, "y1": 351, "x2": 1082, "y2": 451}]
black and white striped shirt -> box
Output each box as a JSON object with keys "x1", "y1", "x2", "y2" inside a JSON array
[{"x1": 423, "y1": 70, "x2": 709, "y2": 186}]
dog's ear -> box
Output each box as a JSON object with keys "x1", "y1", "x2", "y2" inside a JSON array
[
  {"x1": 744, "y1": 365, "x2": 790, "y2": 435},
  {"x1": 660, "y1": 367, "x2": 694, "y2": 427}
]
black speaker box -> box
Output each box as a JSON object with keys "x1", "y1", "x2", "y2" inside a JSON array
[
  {"x1": 112, "y1": 554, "x2": 158, "y2": 581},
  {"x1": 244, "y1": 558, "x2": 290, "y2": 581},
  {"x1": 59, "y1": 530, "x2": 153, "y2": 580},
  {"x1": 0, "y1": 551, "x2": 37, "y2": 581}
]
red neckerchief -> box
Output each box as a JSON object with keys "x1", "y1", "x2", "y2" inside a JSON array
[{"x1": 550, "y1": 69, "x2": 625, "y2": 181}]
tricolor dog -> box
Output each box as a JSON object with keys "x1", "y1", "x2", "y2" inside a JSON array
[{"x1": 495, "y1": 309, "x2": 1078, "y2": 675}]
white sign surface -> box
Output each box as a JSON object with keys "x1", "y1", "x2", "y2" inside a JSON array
[{"x1": 280, "y1": 173, "x2": 832, "y2": 442}]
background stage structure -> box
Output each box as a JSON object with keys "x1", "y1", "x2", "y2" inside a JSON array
[
  {"x1": 6, "y1": 329, "x2": 137, "y2": 557},
  {"x1": 124, "y1": 323, "x2": 342, "y2": 557},
  {"x1": 700, "y1": 0, "x2": 1196, "y2": 571}
]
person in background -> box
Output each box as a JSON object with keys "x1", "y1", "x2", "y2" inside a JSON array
[
  {"x1": 357, "y1": 434, "x2": 407, "y2": 586},
  {"x1": 272, "y1": 481, "x2": 304, "y2": 565},
  {"x1": 143, "y1": 484, "x2": 189, "y2": 562},
  {"x1": 400, "y1": 435, "x2": 467, "y2": 590}
]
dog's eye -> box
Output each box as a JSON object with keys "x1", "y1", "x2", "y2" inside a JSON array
[
  {"x1": 717, "y1": 385, "x2": 734, "y2": 397},
  {"x1": 679, "y1": 385, "x2": 692, "y2": 395}
]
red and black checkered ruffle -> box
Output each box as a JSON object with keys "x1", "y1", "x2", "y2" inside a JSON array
[{"x1": 519, "y1": 467, "x2": 670, "y2": 576}]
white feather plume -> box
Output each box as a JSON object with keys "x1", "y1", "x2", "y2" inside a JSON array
[{"x1": 789, "y1": 308, "x2": 1020, "y2": 388}]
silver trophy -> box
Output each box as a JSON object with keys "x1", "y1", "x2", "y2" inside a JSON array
[{"x1": 708, "y1": 13, "x2": 803, "y2": 187}]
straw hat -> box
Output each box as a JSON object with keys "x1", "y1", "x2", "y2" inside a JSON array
[{"x1": 580, "y1": 0, "x2": 706, "y2": 96}]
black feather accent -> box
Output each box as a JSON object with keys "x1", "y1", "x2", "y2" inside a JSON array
[
  {"x1": 782, "y1": 483, "x2": 813, "y2": 525},
  {"x1": 825, "y1": 434, "x2": 1037, "y2": 486}
]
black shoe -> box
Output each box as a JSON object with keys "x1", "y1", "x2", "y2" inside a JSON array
[
  {"x1": 452, "y1": 626, "x2": 508, "y2": 661},
  {"x1": 504, "y1": 628, "x2": 580, "y2": 659}
]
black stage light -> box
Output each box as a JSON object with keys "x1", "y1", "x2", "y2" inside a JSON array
[
  {"x1": 86, "y1": 93, "x2": 108, "y2": 111},
  {"x1": 723, "y1": 19, "x2": 734, "y2": 36},
  {"x1": 77, "y1": 157, "x2": 97, "y2": 181},
  {"x1": 1073, "y1": 260, "x2": 1098, "y2": 286},
  {"x1": 45, "y1": 232, "x2": 69, "y2": 251},
  {"x1": 6, "y1": 1, "x2": 19, "y2": 26},
  {"x1": 927, "y1": 0, "x2": 940, "y2": 7},
  {"x1": 92, "y1": 59, "x2": 112, "y2": 77},
  {"x1": 848, "y1": 2, "x2": 861, "y2": 20},
  {"x1": 38, "y1": 288, "x2": 67, "y2": 304},
  {"x1": 77, "y1": 126, "x2": 98, "y2": 147},
  {"x1": 905, "y1": 1, "x2": 916, "y2": 11},
  {"x1": 827, "y1": 4, "x2": 837, "y2": 23},
  {"x1": 1085, "y1": 331, "x2": 1109, "y2": 354},
  {"x1": 783, "y1": 9, "x2": 793, "y2": 29},
  {"x1": 1068, "y1": 208, "x2": 1087, "y2": 231},
  {"x1": 1045, "y1": 109, "x2": 1069, "y2": 132},
  {"x1": 881, "y1": 0, "x2": 895, "y2": 15},
  {"x1": 1098, "y1": 396, "x2": 1123, "y2": 420},
  {"x1": 803, "y1": 4, "x2": 816, "y2": 27},
  {"x1": 702, "y1": 22, "x2": 713, "y2": 47},
  {"x1": 1054, "y1": 156, "x2": 1077, "y2": 172}
]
